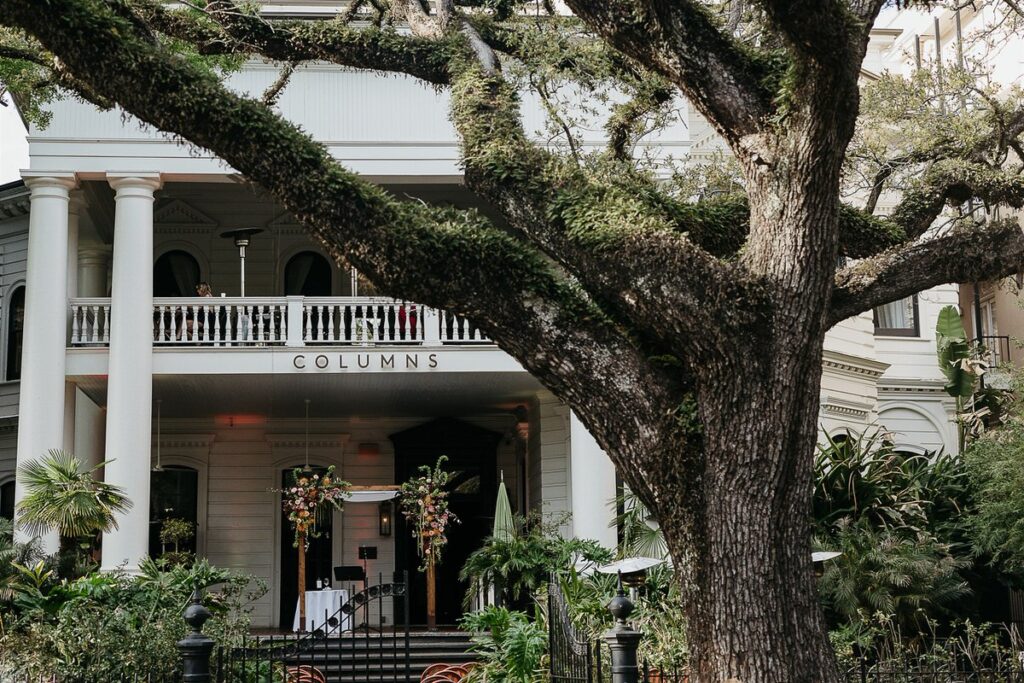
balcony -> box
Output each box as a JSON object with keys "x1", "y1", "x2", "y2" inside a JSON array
[{"x1": 69, "y1": 296, "x2": 491, "y2": 348}]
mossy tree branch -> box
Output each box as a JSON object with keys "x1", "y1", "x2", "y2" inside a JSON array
[
  {"x1": 888, "y1": 160, "x2": 1024, "y2": 240},
  {"x1": 133, "y1": 0, "x2": 455, "y2": 85},
  {"x1": 562, "y1": 0, "x2": 778, "y2": 146},
  {"x1": 1, "y1": 0, "x2": 686, "y2": 456},
  {"x1": 829, "y1": 218, "x2": 1024, "y2": 326}
]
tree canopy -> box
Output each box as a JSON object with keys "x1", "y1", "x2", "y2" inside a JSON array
[{"x1": 3, "y1": 0, "x2": 1024, "y2": 679}]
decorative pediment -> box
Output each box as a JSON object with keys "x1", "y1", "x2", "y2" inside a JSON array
[
  {"x1": 154, "y1": 199, "x2": 219, "y2": 230},
  {"x1": 819, "y1": 396, "x2": 872, "y2": 420},
  {"x1": 267, "y1": 211, "x2": 301, "y2": 229},
  {"x1": 266, "y1": 433, "x2": 351, "y2": 451}
]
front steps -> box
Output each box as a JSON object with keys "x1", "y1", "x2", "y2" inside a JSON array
[{"x1": 281, "y1": 630, "x2": 477, "y2": 683}]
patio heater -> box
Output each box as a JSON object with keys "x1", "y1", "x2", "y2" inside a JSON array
[{"x1": 219, "y1": 228, "x2": 264, "y2": 297}]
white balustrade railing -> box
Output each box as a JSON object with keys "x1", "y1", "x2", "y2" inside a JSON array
[
  {"x1": 69, "y1": 298, "x2": 111, "y2": 346},
  {"x1": 152, "y1": 297, "x2": 287, "y2": 346},
  {"x1": 68, "y1": 296, "x2": 491, "y2": 348}
]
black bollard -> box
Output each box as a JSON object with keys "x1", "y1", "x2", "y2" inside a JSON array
[
  {"x1": 604, "y1": 577, "x2": 643, "y2": 683},
  {"x1": 178, "y1": 586, "x2": 215, "y2": 683}
]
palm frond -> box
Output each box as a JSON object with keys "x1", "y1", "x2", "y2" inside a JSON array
[{"x1": 16, "y1": 449, "x2": 133, "y2": 538}]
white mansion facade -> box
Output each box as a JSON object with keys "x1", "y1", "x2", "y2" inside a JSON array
[{"x1": 0, "y1": 11, "x2": 967, "y2": 629}]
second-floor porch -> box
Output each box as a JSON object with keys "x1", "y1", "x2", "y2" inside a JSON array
[{"x1": 69, "y1": 296, "x2": 491, "y2": 348}]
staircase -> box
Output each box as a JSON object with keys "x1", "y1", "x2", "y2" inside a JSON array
[{"x1": 283, "y1": 631, "x2": 477, "y2": 683}]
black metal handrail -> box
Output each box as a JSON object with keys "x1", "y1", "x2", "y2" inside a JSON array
[
  {"x1": 978, "y1": 334, "x2": 1013, "y2": 366},
  {"x1": 214, "y1": 573, "x2": 411, "y2": 683}
]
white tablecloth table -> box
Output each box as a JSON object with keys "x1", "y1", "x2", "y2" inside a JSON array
[{"x1": 293, "y1": 588, "x2": 351, "y2": 634}]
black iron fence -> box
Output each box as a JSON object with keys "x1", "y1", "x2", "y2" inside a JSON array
[
  {"x1": 548, "y1": 579, "x2": 1024, "y2": 683},
  {"x1": 548, "y1": 580, "x2": 687, "y2": 683},
  {"x1": 212, "y1": 574, "x2": 411, "y2": 683},
  {"x1": 843, "y1": 659, "x2": 1024, "y2": 682}
]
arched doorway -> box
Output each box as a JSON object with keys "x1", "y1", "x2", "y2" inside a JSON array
[
  {"x1": 149, "y1": 465, "x2": 199, "y2": 561},
  {"x1": 0, "y1": 479, "x2": 14, "y2": 521},
  {"x1": 5, "y1": 286, "x2": 24, "y2": 381},
  {"x1": 154, "y1": 250, "x2": 202, "y2": 297},
  {"x1": 284, "y1": 251, "x2": 332, "y2": 296}
]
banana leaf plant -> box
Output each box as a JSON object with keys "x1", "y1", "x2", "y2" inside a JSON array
[{"x1": 935, "y1": 305, "x2": 987, "y2": 450}]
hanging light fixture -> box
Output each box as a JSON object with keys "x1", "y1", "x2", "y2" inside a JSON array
[
  {"x1": 301, "y1": 399, "x2": 313, "y2": 475},
  {"x1": 153, "y1": 399, "x2": 163, "y2": 472}
]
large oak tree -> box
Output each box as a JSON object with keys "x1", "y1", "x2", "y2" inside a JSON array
[{"x1": 3, "y1": 0, "x2": 1024, "y2": 679}]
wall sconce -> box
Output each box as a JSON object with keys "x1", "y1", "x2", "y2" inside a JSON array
[
  {"x1": 358, "y1": 443, "x2": 380, "y2": 459},
  {"x1": 379, "y1": 500, "x2": 392, "y2": 537}
]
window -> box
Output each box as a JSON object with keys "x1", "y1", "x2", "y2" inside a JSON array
[
  {"x1": 6, "y1": 286, "x2": 25, "y2": 381},
  {"x1": 873, "y1": 295, "x2": 919, "y2": 337},
  {"x1": 284, "y1": 252, "x2": 332, "y2": 296},
  {"x1": 149, "y1": 466, "x2": 198, "y2": 560},
  {"x1": 154, "y1": 250, "x2": 201, "y2": 297},
  {"x1": 1, "y1": 480, "x2": 14, "y2": 521}
]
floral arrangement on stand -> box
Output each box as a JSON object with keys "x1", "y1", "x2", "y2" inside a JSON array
[
  {"x1": 274, "y1": 465, "x2": 350, "y2": 631},
  {"x1": 399, "y1": 456, "x2": 459, "y2": 629}
]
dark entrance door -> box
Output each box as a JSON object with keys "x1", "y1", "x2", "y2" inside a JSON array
[
  {"x1": 391, "y1": 418, "x2": 500, "y2": 627},
  {"x1": 279, "y1": 466, "x2": 334, "y2": 629}
]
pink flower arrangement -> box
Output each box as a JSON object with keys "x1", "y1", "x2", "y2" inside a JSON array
[
  {"x1": 274, "y1": 465, "x2": 350, "y2": 546},
  {"x1": 399, "y1": 456, "x2": 459, "y2": 571}
]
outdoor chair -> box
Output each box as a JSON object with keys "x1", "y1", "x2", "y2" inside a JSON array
[{"x1": 286, "y1": 665, "x2": 327, "y2": 683}]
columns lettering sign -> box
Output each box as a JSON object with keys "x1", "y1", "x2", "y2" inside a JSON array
[{"x1": 291, "y1": 353, "x2": 439, "y2": 371}]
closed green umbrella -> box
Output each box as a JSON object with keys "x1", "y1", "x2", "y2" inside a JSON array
[{"x1": 492, "y1": 472, "x2": 516, "y2": 542}]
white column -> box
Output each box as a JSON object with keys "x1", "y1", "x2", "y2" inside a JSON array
[
  {"x1": 63, "y1": 383, "x2": 77, "y2": 455},
  {"x1": 78, "y1": 248, "x2": 111, "y2": 298},
  {"x1": 14, "y1": 175, "x2": 76, "y2": 549},
  {"x1": 101, "y1": 175, "x2": 160, "y2": 573},
  {"x1": 63, "y1": 194, "x2": 83, "y2": 456},
  {"x1": 569, "y1": 411, "x2": 618, "y2": 548}
]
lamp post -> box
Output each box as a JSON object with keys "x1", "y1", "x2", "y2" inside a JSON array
[{"x1": 219, "y1": 228, "x2": 264, "y2": 297}]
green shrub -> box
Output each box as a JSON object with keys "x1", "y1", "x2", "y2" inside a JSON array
[
  {"x1": 816, "y1": 519, "x2": 970, "y2": 632},
  {"x1": 0, "y1": 556, "x2": 265, "y2": 682},
  {"x1": 964, "y1": 414, "x2": 1024, "y2": 580},
  {"x1": 460, "y1": 512, "x2": 612, "y2": 607},
  {"x1": 460, "y1": 606, "x2": 548, "y2": 683}
]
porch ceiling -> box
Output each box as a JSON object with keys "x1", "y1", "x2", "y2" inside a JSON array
[{"x1": 73, "y1": 371, "x2": 543, "y2": 418}]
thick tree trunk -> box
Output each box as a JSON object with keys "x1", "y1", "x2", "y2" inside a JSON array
[
  {"x1": 665, "y1": 354, "x2": 839, "y2": 683},
  {"x1": 642, "y1": 112, "x2": 853, "y2": 681}
]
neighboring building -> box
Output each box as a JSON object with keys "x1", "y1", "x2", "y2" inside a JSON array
[{"x1": 2, "y1": 3, "x2": 1010, "y2": 629}]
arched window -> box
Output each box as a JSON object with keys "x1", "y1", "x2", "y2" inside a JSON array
[
  {"x1": 284, "y1": 252, "x2": 332, "y2": 296},
  {"x1": 1, "y1": 480, "x2": 14, "y2": 521},
  {"x1": 6, "y1": 286, "x2": 25, "y2": 381},
  {"x1": 154, "y1": 250, "x2": 202, "y2": 297},
  {"x1": 149, "y1": 465, "x2": 199, "y2": 560}
]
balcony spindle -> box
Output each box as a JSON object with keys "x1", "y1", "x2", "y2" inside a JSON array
[
  {"x1": 327, "y1": 305, "x2": 336, "y2": 343},
  {"x1": 90, "y1": 305, "x2": 100, "y2": 343},
  {"x1": 71, "y1": 306, "x2": 81, "y2": 345},
  {"x1": 102, "y1": 305, "x2": 110, "y2": 343},
  {"x1": 256, "y1": 304, "x2": 265, "y2": 342}
]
